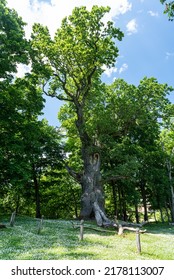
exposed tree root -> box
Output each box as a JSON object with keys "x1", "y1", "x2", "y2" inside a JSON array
[{"x1": 71, "y1": 218, "x2": 147, "y2": 235}]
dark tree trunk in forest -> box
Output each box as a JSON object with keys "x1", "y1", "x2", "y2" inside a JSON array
[
  {"x1": 135, "y1": 204, "x2": 139, "y2": 224},
  {"x1": 69, "y1": 185, "x2": 79, "y2": 218},
  {"x1": 15, "y1": 195, "x2": 20, "y2": 214},
  {"x1": 159, "y1": 207, "x2": 164, "y2": 223},
  {"x1": 112, "y1": 182, "x2": 118, "y2": 218},
  {"x1": 166, "y1": 159, "x2": 174, "y2": 223},
  {"x1": 165, "y1": 203, "x2": 170, "y2": 223},
  {"x1": 117, "y1": 185, "x2": 127, "y2": 221},
  {"x1": 140, "y1": 181, "x2": 148, "y2": 221},
  {"x1": 118, "y1": 185, "x2": 122, "y2": 219},
  {"x1": 121, "y1": 189, "x2": 127, "y2": 221},
  {"x1": 33, "y1": 164, "x2": 41, "y2": 218}
]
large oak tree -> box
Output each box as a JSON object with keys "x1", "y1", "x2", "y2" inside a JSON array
[{"x1": 31, "y1": 6, "x2": 123, "y2": 226}]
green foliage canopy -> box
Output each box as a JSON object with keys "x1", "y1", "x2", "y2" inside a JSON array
[
  {"x1": 0, "y1": 0, "x2": 28, "y2": 79},
  {"x1": 31, "y1": 6, "x2": 124, "y2": 105}
]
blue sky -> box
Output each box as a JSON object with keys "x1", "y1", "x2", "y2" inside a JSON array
[
  {"x1": 7, "y1": 0, "x2": 174, "y2": 127},
  {"x1": 115, "y1": 1, "x2": 174, "y2": 87}
]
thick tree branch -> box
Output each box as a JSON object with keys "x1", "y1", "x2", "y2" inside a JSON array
[
  {"x1": 52, "y1": 73, "x2": 75, "y2": 102},
  {"x1": 82, "y1": 66, "x2": 97, "y2": 105},
  {"x1": 65, "y1": 164, "x2": 82, "y2": 183}
]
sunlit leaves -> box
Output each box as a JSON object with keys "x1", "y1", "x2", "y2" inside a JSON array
[
  {"x1": 0, "y1": 0, "x2": 28, "y2": 79},
  {"x1": 31, "y1": 6, "x2": 123, "y2": 103}
]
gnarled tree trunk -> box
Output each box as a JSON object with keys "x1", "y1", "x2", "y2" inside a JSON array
[
  {"x1": 73, "y1": 102, "x2": 111, "y2": 226},
  {"x1": 80, "y1": 151, "x2": 110, "y2": 226}
]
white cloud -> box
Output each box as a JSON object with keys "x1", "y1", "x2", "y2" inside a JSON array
[
  {"x1": 119, "y1": 63, "x2": 128, "y2": 74},
  {"x1": 126, "y1": 18, "x2": 138, "y2": 35},
  {"x1": 166, "y1": 52, "x2": 174, "y2": 59},
  {"x1": 103, "y1": 62, "x2": 128, "y2": 78},
  {"x1": 148, "y1": 11, "x2": 159, "y2": 17},
  {"x1": 7, "y1": 0, "x2": 132, "y2": 38},
  {"x1": 103, "y1": 66, "x2": 118, "y2": 77}
]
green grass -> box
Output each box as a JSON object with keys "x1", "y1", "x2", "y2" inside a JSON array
[{"x1": 0, "y1": 215, "x2": 174, "y2": 260}]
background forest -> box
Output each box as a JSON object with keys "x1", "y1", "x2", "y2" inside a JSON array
[{"x1": 1, "y1": 0, "x2": 174, "y2": 226}]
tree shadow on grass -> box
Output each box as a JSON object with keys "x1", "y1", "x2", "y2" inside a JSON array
[
  {"x1": 10, "y1": 248, "x2": 96, "y2": 260},
  {"x1": 0, "y1": 217, "x2": 99, "y2": 260},
  {"x1": 1, "y1": 217, "x2": 174, "y2": 260},
  {"x1": 144, "y1": 222, "x2": 174, "y2": 236},
  {"x1": 56, "y1": 251, "x2": 95, "y2": 260}
]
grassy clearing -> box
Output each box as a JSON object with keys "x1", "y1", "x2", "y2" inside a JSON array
[{"x1": 0, "y1": 215, "x2": 174, "y2": 260}]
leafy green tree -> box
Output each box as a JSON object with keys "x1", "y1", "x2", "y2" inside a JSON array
[
  {"x1": 0, "y1": 1, "x2": 30, "y2": 223},
  {"x1": 0, "y1": 0, "x2": 32, "y2": 193},
  {"x1": 31, "y1": 6, "x2": 124, "y2": 226},
  {"x1": 0, "y1": 0, "x2": 28, "y2": 80},
  {"x1": 0, "y1": 111, "x2": 63, "y2": 218},
  {"x1": 90, "y1": 77, "x2": 173, "y2": 222},
  {"x1": 160, "y1": 0, "x2": 174, "y2": 20},
  {"x1": 161, "y1": 128, "x2": 174, "y2": 222},
  {"x1": 0, "y1": 75, "x2": 44, "y2": 189},
  {"x1": 41, "y1": 169, "x2": 81, "y2": 219},
  {"x1": 104, "y1": 77, "x2": 173, "y2": 221},
  {"x1": 59, "y1": 77, "x2": 174, "y2": 222},
  {"x1": 21, "y1": 119, "x2": 63, "y2": 218},
  {"x1": 0, "y1": 1, "x2": 64, "y2": 220},
  {"x1": 145, "y1": 149, "x2": 170, "y2": 222}
]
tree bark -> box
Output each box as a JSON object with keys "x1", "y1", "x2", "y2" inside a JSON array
[
  {"x1": 112, "y1": 182, "x2": 118, "y2": 218},
  {"x1": 74, "y1": 101, "x2": 111, "y2": 226},
  {"x1": 121, "y1": 188, "x2": 127, "y2": 221},
  {"x1": 159, "y1": 206, "x2": 164, "y2": 223},
  {"x1": 165, "y1": 203, "x2": 170, "y2": 223},
  {"x1": 135, "y1": 203, "x2": 139, "y2": 224},
  {"x1": 33, "y1": 164, "x2": 41, "y2": 219},
  {"x1": 15, "y1": 194, "x2": 20, "y2": 214},
  {"x1": 140, "y1": 181, "x2": 148, "y2": 221},
  {"x1": 79, "y1": 151, "x2": 110, "y2": 226}
]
